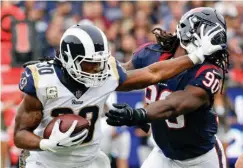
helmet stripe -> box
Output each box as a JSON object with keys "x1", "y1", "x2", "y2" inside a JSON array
[
  {"x1": 77, "y1": 24, "x2": 105, "y2": 52},
  {"x1": 61, "y1": 28, "x2": 95, "y2": 56}
]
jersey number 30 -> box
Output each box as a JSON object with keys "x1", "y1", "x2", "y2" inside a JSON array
[{"x1": 51, "y1": 106, "x2": 99, "y2": 144}]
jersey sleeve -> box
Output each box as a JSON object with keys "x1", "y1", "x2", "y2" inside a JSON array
[
  {"x1": 188, "y1": 65, "x2": 222, "y2": 96},
  {"x1": 132, "y1": 42, "x2": 154, "y2": 69},
  {"x1": 109, "y1": 56, "x2": 127, "y2": 85},
  {"x1": 19, "y1": 67, "x2": 37, "y2": 97}
]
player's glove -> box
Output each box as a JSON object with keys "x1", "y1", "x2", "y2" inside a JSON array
[
  {"x1": 106, "y1": 103, "x2": 148, "y2": 127},
  {"x1": 187, "y1": 23, "x2": 226, "y2": 64},
  {"x1": 39, "y1": 120, "x2": 88, "y2": 153}
]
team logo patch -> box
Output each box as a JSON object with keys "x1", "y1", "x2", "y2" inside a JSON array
[
  {"x1": 72, "y1": 99, "x2": 83, "y2": 105},
  {"x1": 19, "y1": 77, "x2": 27, "y2": 90},
  {"x1": 46, "y1": 86, "x2": 58, "y2": 99}
]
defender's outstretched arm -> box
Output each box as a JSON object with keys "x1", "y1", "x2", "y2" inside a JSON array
[
  {"x1": 116, "y1": 24, "x2": 225, "y2": 91},
  {"x1": 116, "y1": 55, "x2": 193, "y2": 91}
]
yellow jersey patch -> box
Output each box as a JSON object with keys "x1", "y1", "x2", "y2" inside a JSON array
[
  {"x1": 28, "y1": 65, "x2": 39, "y2": 90},
  {"x1": 108, "y1": 56, "x2": 120, "y2": 81}
]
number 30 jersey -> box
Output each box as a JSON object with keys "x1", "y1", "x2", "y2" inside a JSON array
[{"x1": 18, "y1": 57, "x2": 126, "y2": 165}]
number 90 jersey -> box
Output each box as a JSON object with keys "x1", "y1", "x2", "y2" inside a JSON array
[
  {"x1": 145, "y1": 63, "x2": 222, "y2": 160},
  {"x1": 132, "y1": 43, "x2": 222, "y2": 160},
  {"x1": 18, "y1": 57, "x2": 126, "y2": 165}
]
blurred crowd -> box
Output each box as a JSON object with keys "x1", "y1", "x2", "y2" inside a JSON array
[{"x1": 1, "y1": 1, "x2": 243, "y2": 168}]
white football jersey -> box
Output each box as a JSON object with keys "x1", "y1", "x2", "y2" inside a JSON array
[{"x1": 19, "y1": 57, "x2": 126, "y2": 166}]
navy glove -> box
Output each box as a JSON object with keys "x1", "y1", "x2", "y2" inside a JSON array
[{"x1": 106, "y1": 104, "x2": 150, "y2": 132}]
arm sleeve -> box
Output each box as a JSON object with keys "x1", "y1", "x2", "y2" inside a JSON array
[
  {"x1": 188, "y1": 65, "x2": 222, "y2": 96},
  {"x1": 116, "y1": 60, "x2": 127, "y2": 85},
  {"x1": 109, "y1": 56, "x2": 127, "y2": 85},
  {"x1": 131, "y1": 50, "x2": 143, "y2": 69},
  {"x1": 19, "y1": 67, "x2": 37, "y2": 98}
]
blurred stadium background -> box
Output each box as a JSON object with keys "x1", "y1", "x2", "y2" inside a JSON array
[{"x1": 1, "y1": 1, "x2": 243, "y2": 168}]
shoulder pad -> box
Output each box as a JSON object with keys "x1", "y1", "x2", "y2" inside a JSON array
[{"x1": 23, "y1": 61, "x2": 40, "y2": 68}]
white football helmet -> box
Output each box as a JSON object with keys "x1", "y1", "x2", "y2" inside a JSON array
[{"x1": 57, "y1": 24, "x2": 110, "y2": 87}]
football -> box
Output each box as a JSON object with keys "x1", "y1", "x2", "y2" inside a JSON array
[{"x1": 43, "y1": 114, "x2": 90, "y2": 139}]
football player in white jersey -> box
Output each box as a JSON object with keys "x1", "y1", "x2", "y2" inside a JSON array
[{"x1": 14, "y1": 24, "x2": 225, "y2": 168}]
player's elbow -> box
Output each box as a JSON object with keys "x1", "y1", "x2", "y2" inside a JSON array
[
  {"x1": 13, "y1": 122, "x2": 23, "y2": 148},
  {"x1": 13, "y1": 131, "x2": 21, "y2": 148},
  {"x1": 13, "y1": 129, "x2": 27, "y2": 148}
]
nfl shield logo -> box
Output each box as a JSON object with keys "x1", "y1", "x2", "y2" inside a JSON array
[{"x1": 75, "y1": 90, "x2": 82, "y2": 99}]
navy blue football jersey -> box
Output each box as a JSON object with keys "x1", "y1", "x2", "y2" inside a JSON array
[
  {"x1": 132, "y1": 42, "x2": 173, "y2": 69},
  {"x1": 132, "y1": 43, "x2": 222, "y2": 160}
]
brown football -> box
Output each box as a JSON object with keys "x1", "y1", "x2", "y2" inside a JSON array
[{"x1": 43, "y1": 114, "x2": 90, "y2": 139}]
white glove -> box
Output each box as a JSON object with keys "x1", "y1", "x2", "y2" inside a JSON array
[
  {"x1": 40, "y1": 119, "x2": 88, "y2": 153},
  {"x1": 187, "y1": 23, "x2": 226, "y2": 64}
]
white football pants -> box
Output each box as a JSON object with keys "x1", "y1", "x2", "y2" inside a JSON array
[
  {"x1": 25, "y1": 150, "x2": 110, "y2": 168},
  {"x1": 141, "y1": 138, "x2": 226, "y2": 168}
]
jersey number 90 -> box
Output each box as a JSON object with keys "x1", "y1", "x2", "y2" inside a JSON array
[
  {"x1": 202, "y1": 71, "x2": 220, "y2": 94},
  {"x1": 145, "y1": 86, "x2": 185, "y2": 129}
]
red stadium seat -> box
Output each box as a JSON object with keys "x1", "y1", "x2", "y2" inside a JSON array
[
  {"x1": 1, "y1": 67, "x2": 23, "y2": 85},
  {"x1": 1, "y1": 67, "x2": 24, "y2": 104},
  {"x1": 1, "y1": 42, "x2": 12, "y2": 65}
]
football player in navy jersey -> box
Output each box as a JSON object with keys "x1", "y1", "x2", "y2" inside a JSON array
[{"x1": 106, "y1": 7, "x2": 229, "y2": 168}]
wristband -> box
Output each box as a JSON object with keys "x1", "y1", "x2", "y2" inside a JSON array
[
  {"x1": 188, "y1": 49, "x2": 204, "y2": 64},
  {"x1": 39, "y1": 139, "x2": 55, "y2": 153}
]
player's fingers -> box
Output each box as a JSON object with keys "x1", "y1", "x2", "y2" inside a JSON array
[
  {"x1": 112, "y1": 103, "x2": 128, "y2": 109},
  {"x1": 205, "y1": 23, "x2": 219, "y2": 36},
  {"x1": 70, "y1": 129, "x2": 88, "y2": 142},
  {"x1": 211, "y1": 45, "x2": 223, "y2": 53},
  {"x1": 59, "y1": 130, "x2": 88, "y2": 146},
  {"x1": 70, "y1": 130, "x2": 89, "y2": 146},
  {"x1": 192, "y1": 33, "x2": 201, "y2": 47},
  {"x1": 200, "y1": 24, "x2": 205, "y2": 38},
  {"x1": 106, "y1": 118, "x2": 123, "y2": 126},
  {"x1": 52, "y1": 119, "x2": 61, "y2": 134},
  {"x1": 70, "y1": 138, "x2": 85, "y2": 146},
  {"x1": 108, "y1": 109, "x2": 124, "y2": 116},
  {"x1": 105, "y1": 112, "x2": 122, "y2": 120},
  {"x1": 66, "y1": 120, "x2": 78, "y2": 135}
]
